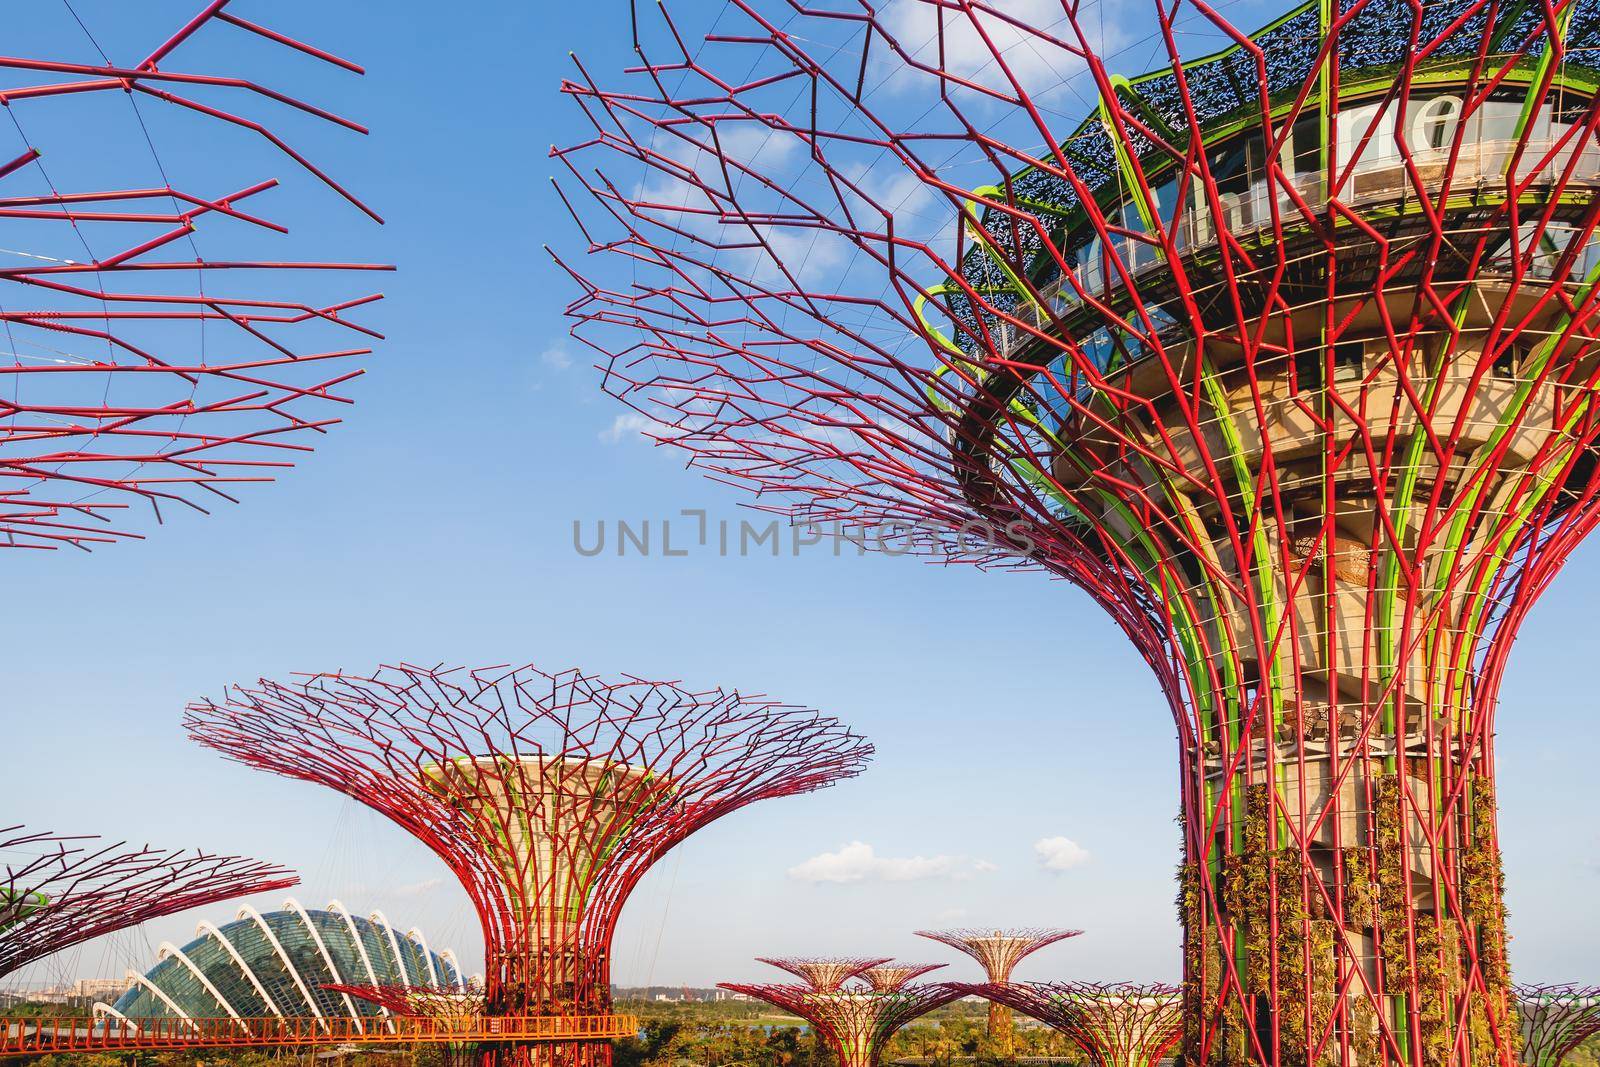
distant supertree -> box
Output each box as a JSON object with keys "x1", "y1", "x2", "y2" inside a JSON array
[
  {"x1": 859, "y1": 963, "x2": 945, "y2": 994},
  {"x1": 555, "y1": 0, "x2": 1600, "y2": 1057},
  {"x1": 973, "y1": 982, "x2": 1182, "y2": 1067},
  {"x1": 756, "y1": 958, "x2": 890, "y2": 992},
  {"x1": 0, "y1": 826, "x2": 296, "y2": 982},
  {"x1": 916, "y1": 929, "x2": 1080, "y2": 1046},
  {"x1": 720, "y1": 972, "x2": 958, "y2": 1067},
  {"x1": 1516, "y1": 985, "x2": 1600, "y2": 1066},
  {"x1": 1, "y1": 3, "x2": 385, "y2": 550},
  {"x1": 185, "y1": 662, "x2": 873, "y2": 1066}
]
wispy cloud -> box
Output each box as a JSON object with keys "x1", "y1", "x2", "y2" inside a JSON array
[
  {"x1": 540, "y1": 345, "x2": 574, "y2": 371},
  {"x1": 1034, "y1": 836, "x2": 1090, "y2": 872},
  {"x1": 788, "y1": 841, "x2": 997, "y2": 884},
  {"x1": 599, "y1": 412, "x2": 671, "y2": 445},
  {"x1": 391, "y1": 878, "x2": 443, "y2": 897}
]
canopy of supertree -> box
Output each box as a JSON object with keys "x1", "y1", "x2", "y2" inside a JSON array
[
  {"x1": 1, "y1": 3, "x2": 387, "y2": 550},
  {"x1": 1515, "y1": 984, "x2": 1600, "y2": 1066},
  {"x1": 756, "y1": 957, "x2": 891, "y2": 992},
  {"x1": 915, "y1": 929, "x2": 1079, "y2": 1048},
  {"x1": 0, "y1": 825, "x2": 296, "y2": 981},
  {"x1": 183, "y1": 661, "x2": 873, "y2": 1051},
  {"x1": 972, "y1": 981, "x2": 1183, "y2": 1067},
  {"x1": 860, "y1": 963, "x2": 945, "y2": 994},
  {"x1": 555, "y1": 0, "x2": 1600, "y2": 1060},
  {"x1": 719, "y1": 977, "x2": 960, "y2": 1067}
]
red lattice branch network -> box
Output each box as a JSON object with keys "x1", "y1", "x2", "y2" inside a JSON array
[
  {"x1": 969, "y1": 982, "x2": 1183, "y2": 1067},
  {"x1": 556, "y1": 0, "x2": 1600, "y2": 1060},
  {"x1": 1, "y1": 2, "x2": 388, "y2": 550},
  {"x1": 720, "y1": 971, "x2": 958, "y2": 1067},
  {"x1": 184, "y1": 661, "x2": 873, "y2": 1050},
  {"x1": 860, "y1": 963, "x2": 945, "y2": 994},
  {"x1": 0, "y1": 824, "x2": 297, "y2": 981},
  {"x1": 755, "y1": 957, "x2": 890, "y2": 992},
  {"x1": 1514, "y1": 985, "x2": 1600, "y2": 1066},
  {"x1": 916, "y1": 929, "x2": 1079, "y2": 1046}
]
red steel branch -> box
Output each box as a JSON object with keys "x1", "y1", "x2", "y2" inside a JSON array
[
  {"x1": 184, "y1": 662, "x2": 873, "y2": 1055},
  {"x1": 755, "y1": 958, "x2": 890, "y2": 992},
  {"x1": 0, "y1": 825, "x2": 296, "y2": 981},
  {"x1": 972, "y1": 982, "x2": 1183, "y2": 1067},
  {"x1": 1, "y1": 2, "x2": 387, "y2": 550},
  {"x1": 1514, "y1": 985, "x2": 1600, "y2": 1066},
  {"x1": 555, "y1": 0, "x2": 1600, "y2": 1060},
  {"x1": 719, "y1": 975, "x2": 959, "y2": 1067}
]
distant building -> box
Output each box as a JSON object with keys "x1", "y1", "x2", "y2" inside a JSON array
[
  {"x1": 97, "y1": 898, "x2": 464, "y2": 1029},
  {"x1": 73, "y1": 979, "x2": 131, "y2": 1001}
]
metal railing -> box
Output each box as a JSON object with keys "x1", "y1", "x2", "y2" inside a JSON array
[{"x1": 0, "y1": 1012, "x2": 641, "y2": 1056}]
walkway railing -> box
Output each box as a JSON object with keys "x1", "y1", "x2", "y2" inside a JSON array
[{"x1": 0, "y1": 1012, "x2": 640, "y2": 1057}]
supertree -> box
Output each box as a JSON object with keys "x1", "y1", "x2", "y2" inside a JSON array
[
  {"x1": 185, "y1": 662, "x2": 873, "y2": 1066},
  {"x1": 916, "y1": 929, "x2": 1079, "y2": 1047},
  {"x1": 756, "y1": 958, "x2": 891, "y2": 992},
  {"x1": 860, "y1": 963, "x2": 946, "y2": 994},
  {"x1": 720, "y1": 965, "x2": 959, "y2": 1067},
  {"x1": 0, "y1": 825, "x2": 296, "y2": 982},
  {"x1": 1514, "y1": 985, "x2": 1600, "y2": 1066},
  {"x1": 1, "y1": 3, "x2": 385, "y2": 551},
  {"x1": 971, "y1": 981, "x2": 1183, "y2": 1067},
  {"x1": 556, "y1": 0, "x2": 1600, "y2": 1058}
]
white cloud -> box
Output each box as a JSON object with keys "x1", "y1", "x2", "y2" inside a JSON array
[
  {"x1": 1034, "y1": 836, "x2": 1090, "y2": 872},
  {"x1": 877, "y1": 0, "x2": 1105, "y2": 102},
  {"x1": 391, "y1": 878, "x2": 443, "y2": 897},
  {"x1": 599, "y1": 412, "x2": 671, "y2": 445},
  {"x1": 936, "y1": 906, "x2": 969, "y2": 922},
  {"x1": 540, "y1": 345, "x2": 574, "y2": 371},
  {"x1": 788, "y1": 841, "x2": 996, "y2": 883}
]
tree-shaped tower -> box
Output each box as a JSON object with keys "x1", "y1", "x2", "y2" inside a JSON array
[
  {"x1": 917, "y1": 929, "x2": 1079, "y2": 1047},
  {"x1": 720, "y1": 962, "x2": 958, "y2": 1067},
  {"x1": 972, "y1": 982, "x2": 1182, "y2": 1067},
  {"x1": 558, "y1": 0, "x2": 1600, "y2": 1058},
  {"x1": 0, "y1": 826, "x2": 296, "y2": 982},
  {"x1": 860, "y1": 964, "x2": 946, "y2": 994},
  {"x1": 756, "y1": 958, "x2": 891, "y2": 992},
  {"x1": 1515, "y1": 985, "x2": 1600, "y2": 1066},
  {"x1": 185, "y1": 662, "x2": 873, "y2": 1066},
  {"x1": 2, "y1": 2, "x2": 385, "y2": 550}
]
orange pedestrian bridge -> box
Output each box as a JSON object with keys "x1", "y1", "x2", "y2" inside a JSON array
[{"x1": 0, "y1": 1012, "x2": 639, "y2": 1058}]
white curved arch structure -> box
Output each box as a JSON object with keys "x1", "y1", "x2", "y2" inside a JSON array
[
  {"x1": 328, "y1": 899, "x2": 393, "y2": 1033},
  {"x1": 438, "y1": 949, "x2": 466, "y2": 991},
  {"x1": 406, "y1": 927, "x2": 440, "y2": 987},
  {"x1": 155, "y1": 941, "x2": 249, "y2": 1031},
  {"x1": 237, "y1": 903, "x2": 330, "y2": 1032},
  {"x1": 104, "y1": 901, "x2": 463, "y2": 1030},
  {"x1": 126, "y1": 971, "x2": 202, "y2": 1034},
  {"x1": 368, "y1": 909, "x2": 413, "y2": 987},
  {"x1": 196, "y1": 919, "x2": 285, "y2": 1017},
  {"x1": 283, "y1": 897, "x2": 366, "y2": 1033}
]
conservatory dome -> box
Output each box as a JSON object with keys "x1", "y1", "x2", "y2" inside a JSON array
[{"x1": 97, "y1": 898, "x2": 464, "y2": 1026}]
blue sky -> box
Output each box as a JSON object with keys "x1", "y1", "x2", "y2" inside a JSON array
[{"x1": 5, "y1": 0, "x2": 1600, "y2": 994}]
